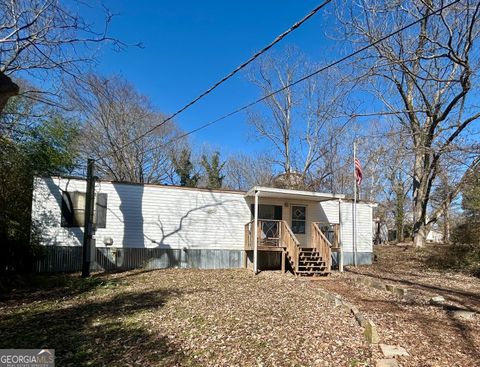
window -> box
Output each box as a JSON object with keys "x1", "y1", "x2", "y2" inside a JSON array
[
  {"x1": 291, "y1": 206, "x2": 306, "y2": 234},
  {"x1": 61, "y1": 191, "x2": 108, "y2": 228},
  {"x1": 250, "y1": 204, "x2": 282, "y2": 220}
]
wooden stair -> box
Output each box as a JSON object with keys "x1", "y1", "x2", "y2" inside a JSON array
[
  {"x1": 244, "y1": 219, "x2": 333, "y2": 276},
  {"x1": 287, "y1": 248, "x2": 330, "y2": 276},
  {"x1": 283, "y1": 222, "x2": 333, "y2": 277}
]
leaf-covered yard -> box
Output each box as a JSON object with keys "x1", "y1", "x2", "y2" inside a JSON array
[
  {"x1": 2, "y1": 244, "x2": 478, "y2": 366},
  {"x1": 0, "y1": 269, "x2": 371, "y2": 366},
  {"x1": 318, "y1": 244, "x2": 480, "y2": 366}
]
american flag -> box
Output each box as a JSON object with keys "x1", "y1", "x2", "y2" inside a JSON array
[{"x1": 354, "y1": 158, "x2": 363, "y2": 186}]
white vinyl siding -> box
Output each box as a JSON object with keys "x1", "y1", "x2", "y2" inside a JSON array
[
  {"x1": 32, "y1": 177, "x2": 374, "y2": 254},
  {"x1": 32, "y1": 177, "x2": 251, "y2": 250},
  {"x1": 340, "y1": 201, "x2": 374, "y2": 253}
]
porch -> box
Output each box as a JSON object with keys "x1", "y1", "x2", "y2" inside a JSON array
[{"x1": 243, "y1": 187, "x2": 345, "y2": 276}]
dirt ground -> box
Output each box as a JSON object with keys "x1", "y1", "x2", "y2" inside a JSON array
[
  {"x1": 0, "y1": 269, "x2": 372, "y2": 367},
  {"x1": 316, "y1": 243, "x2": 480, "y2": 367}
]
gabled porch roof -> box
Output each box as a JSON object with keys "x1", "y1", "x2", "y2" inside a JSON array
[{"x1": 244, "y1": 186, "x2": 345, "y2": 202}]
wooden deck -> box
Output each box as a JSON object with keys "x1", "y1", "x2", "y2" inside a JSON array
[{"x1": 244, "y1": 220, "x2": 339, "y2": 276}]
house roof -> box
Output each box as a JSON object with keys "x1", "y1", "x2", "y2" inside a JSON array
[
  {"x1": 41, "y1": 176, "x2": 364, "y2": 202},
  {"x1": 244, "y1": 186, "x2": 345, "y2": 202},
  {"x1": 40, "y1": 176, "x2": 247, "y2": 195}
]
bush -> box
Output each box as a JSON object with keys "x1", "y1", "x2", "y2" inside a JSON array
[
  {"x1": 451, "y1": 221, "x2": 480, "y2": 245},
  {"x1": 0, "y1": 108, "x2": 79, "y2": 274},
  {"x1": 0, "y1": 237, "x2": 46, "y2": 274},
  {"x1": 425, "y1": 243, "x2": 480, "y2": 277}
]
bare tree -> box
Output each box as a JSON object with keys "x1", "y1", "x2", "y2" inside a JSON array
[
  {"x1": 224, "y1": 153, "x2": 274, "y2": 190},
  {"x1": 340, "y1": 0, "x2": 480, "y2": 247},
  {"x1": 0, "y1": 0, "x2": 131, "y2": 111},
  {"x1": 247, "y1": 47, "x2": 348, "y2": 189},
  {"x1": 429, "y1": 148, "x2": 473, "y2": 243},
  {"x1": 68, "y1": 74, "x2": 183, "y2": 184},
  {"x1": 380, "y1": 129, "x2": 414, "y2": 242}
]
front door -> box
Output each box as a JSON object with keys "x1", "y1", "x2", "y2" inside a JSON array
[{"x1": 291, "y1": 205, "x2": 307, "y2": 247}]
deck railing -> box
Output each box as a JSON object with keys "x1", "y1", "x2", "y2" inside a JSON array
[
  {"x1": 244, "y1": 219, "x2": 301, "y2": 272},
  {"x1": 244, "y1": 220, "x2": 253, "y2": 250},
  {"x1": 311, "y1": 222, "x2": 332, "y2": 272},
  {"x1": 315, "y1": 222, "x2": 340, "y2": 249},
  {"x1": 244, "y1": 219, "x2": 282, "y2": 250}
]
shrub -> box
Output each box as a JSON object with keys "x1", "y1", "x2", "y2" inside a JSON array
[
  {"x1": 451, "y1": 221, "x2": 480, "y2": 245},
  {"x1": 425, "y1": 243, "x2": 480, "y2": 277}
]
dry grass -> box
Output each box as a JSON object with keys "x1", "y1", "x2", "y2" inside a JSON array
[{"x1": 0, "y1": 269, "x2": 372, "y2": 366}]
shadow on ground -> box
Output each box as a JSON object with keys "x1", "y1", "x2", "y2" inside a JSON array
[
  {"x1": 0, "y1": 283, "x2": 190, "y2": 366},
  {"x1": 346, "y1": 267, "x2": 480, "y2": 311}
]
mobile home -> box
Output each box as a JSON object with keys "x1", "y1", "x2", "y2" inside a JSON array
[{"x1": 32, "y1": 176, "x2": 375, "y2": 274}]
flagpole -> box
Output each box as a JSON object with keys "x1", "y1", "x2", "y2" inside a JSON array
[{"x1": 353, "y1": 140, "x2": 357, "y2": 267}]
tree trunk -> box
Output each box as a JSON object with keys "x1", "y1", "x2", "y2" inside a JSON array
[
  {"x1": 412, "y1": 154, "x2": 429, "y2": 248},
  {"x1": 397, "y1": 219, "x2": 404, "y2": 242},
  {"x1": 400, "y1": 221, "x2": 405, "y2": 243},
  {"x1": 0, "y1": 72, "x2": 19, "y2": 113},
  {"x1": 413, "y1": 225, "x2": 428, "y2": 248},
  {"x1": 443, "y1": 204, "x2": 450, "y2": 244},
  {"x1": 412, "y1": 205, "x2": 426, "y2": 247},
  {"x1": 394, "y1": 183, "x2": 405, "y2": 243}
]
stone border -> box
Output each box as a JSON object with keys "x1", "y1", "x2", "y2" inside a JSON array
[
  {"x1": 314, "y1": 288, "x2": 380, "y2": 344},
  {"x1": 310, "y1": 281, "x2": 411, "y2": 365},
  {"x1": 352, "y1": 274, "x2": 409, "y2": 298},
  {"x1": 331, "y1": 272, "x2": 478, "y2": 364}
]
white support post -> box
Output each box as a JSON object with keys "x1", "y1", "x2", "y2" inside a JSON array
[
  {"x1": 253, "y1": 191, "x2": 259, "y2": 274},
  {"x1": 353, "y1": 141, "x2": 358, "y2": 267},
  {"x1": 338, "y1": 198, "x2": 344, "y2": 273}
]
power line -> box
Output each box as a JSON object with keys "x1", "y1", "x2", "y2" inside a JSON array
[
  {"x1": 111, "y1": 0, "x2": 334, "y2": 154},
  {"x1": 134, "y1": 0, "x2": 461, "y2": 160}
]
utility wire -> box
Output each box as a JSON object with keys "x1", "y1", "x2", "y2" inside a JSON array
[
  {"x1": 134, "y1": 0, "x2": 461, "y2": 160},
  {"x1": 112, "y1": 0, "x2": 334, "y2": 154}
]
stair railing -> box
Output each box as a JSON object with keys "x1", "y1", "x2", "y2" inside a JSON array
[
  {"x1": 280, "y1": 220, "x2": 301, "y2": 272},
  {"x1": 244, "y1": 220, "x2": 254, "y2": 250},
  {"x1": 311, "y1": 222, "x2": 332, "y2": 272},
  {"x1": 316, "y1": 222, "x2": 340, "y2": 249}
]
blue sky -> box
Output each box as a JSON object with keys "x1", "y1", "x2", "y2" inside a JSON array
[{"x1": 84, "y1": 0, "x2": 346, "y2": 156}]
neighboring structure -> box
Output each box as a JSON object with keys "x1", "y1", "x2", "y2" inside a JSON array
[
  {"x1": 373, "y1": 219, "x2": 389, "y2": 245},
  {"x1": 31, "y1": 176, "x2": 375, "y2": 274},
  {"x1": 426, "y1": 228, "x2": 443, "y2": 243}
]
